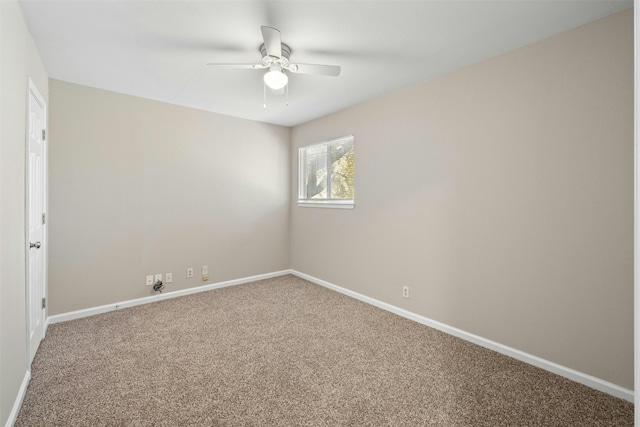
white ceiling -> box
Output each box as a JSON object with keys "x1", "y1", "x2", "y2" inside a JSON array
[{"x1": 19, "y1": 0, "x2": 632, "y2": 127}]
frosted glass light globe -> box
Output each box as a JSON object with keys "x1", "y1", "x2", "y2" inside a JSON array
[{"x1": 264, "y1": 68, "x2": 288, "y2": 90}]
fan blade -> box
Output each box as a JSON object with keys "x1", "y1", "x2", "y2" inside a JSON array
[
  {"x1": 206, "y1": 63, "x2": 266, "y2": 70},
  {"x1": 261, "y1": 26, "x2": 282, "y2": 58},
  {"x1": 288, "y1": 63, "x2": 341, "y2": 76}
]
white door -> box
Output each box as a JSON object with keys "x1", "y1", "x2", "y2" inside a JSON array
[{"x1": 26, "y1": 79, "x2": 46, "y2": 364}]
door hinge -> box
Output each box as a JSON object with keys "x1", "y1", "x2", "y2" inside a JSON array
[
  {"x1": 42, "y1": 213, "x2": 46, "y2": 225},
  {"x1": 41, "y1": 298, "x2": 46, "y2": 309},
  {"x1": 42, "y1": 129, "x2": 46, "y2": 140}
]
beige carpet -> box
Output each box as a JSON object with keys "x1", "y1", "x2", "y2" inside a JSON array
[{"x1": 16, "y1": 275, "x2": 633, "y2": 426}]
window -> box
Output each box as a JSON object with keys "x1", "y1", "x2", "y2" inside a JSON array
[{"x1": 298, "y1": 135, "x2": 354, "y2": 209}]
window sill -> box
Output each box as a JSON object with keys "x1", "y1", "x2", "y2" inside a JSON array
[{"x1": 297, "y1": 201, "x2": 355, "y2": 210}]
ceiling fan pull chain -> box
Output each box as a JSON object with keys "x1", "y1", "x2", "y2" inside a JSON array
[{"x1": 207, "y1": 26, "x2": 340, "y2": 107}]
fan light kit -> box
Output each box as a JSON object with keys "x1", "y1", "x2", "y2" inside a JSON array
[
  {"x1": 208, "y1": 26, "x2": 341, "y2": 107},
  {"x1": 264, "y1": 65, "x2": 288, "y2": 90}
]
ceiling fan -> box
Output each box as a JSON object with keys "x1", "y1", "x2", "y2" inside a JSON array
[{"x1": 207, "y1": 26, "x2": 341, "y2": 104}]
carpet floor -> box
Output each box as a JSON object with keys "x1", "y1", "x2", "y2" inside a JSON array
[{"x1": 16, "y1": 274, "x2": 633, "y2": 426}]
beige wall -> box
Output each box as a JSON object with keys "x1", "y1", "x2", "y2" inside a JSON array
[
  {"x1": 290, "y1": 10, "x2": 634, "y2": 389},
  {"x1": 48, "y1": 80, "x2": 290, "y2": 314},
  {"x1": 0, "y1": 1, "x2": 49, "y2": 424}
]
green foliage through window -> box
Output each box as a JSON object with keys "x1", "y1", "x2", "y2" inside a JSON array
[{"x1": 299, "y1": 136, "x2": 354, "y2": 203}]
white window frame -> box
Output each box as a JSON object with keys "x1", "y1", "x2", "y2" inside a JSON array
[{"x1": 298, "y1": 135, "x2": 355, "y2": 209}]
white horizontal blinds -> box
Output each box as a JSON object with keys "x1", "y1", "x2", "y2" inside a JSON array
[
  {"x1": 299, "y1": 136, "x2": 354, "y2": 202},
  {"x1": 304, "y1": 144, "x2": 328, "y2": 199}
]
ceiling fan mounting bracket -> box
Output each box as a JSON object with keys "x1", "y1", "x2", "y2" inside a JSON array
[{"x1": 260, "y1": 43, "x2": 291, "y2": 68}]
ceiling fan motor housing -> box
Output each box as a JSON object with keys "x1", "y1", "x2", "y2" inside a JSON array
[{"x1": 260, "y1": 43, "x2": 291, "y2": 68}]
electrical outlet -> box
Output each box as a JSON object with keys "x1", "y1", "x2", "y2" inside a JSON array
[
  {"x1": 155, "y1": 274, "x2": 162, "y2": 283},
  {"x1": 402, "y1": 286, "x2": 410, "y2": 299},
  {"x1": 166, "y1": 273, "x2": 172, "y2": 283},
  {"x1": 187, "y1": 268, "x2": 193, "y2": 278},
  {"x1": 146, "y1": 275, "x2": 154, "y2": 286},
  {"x1": 202, "y1": 265, "x2": 208, "y2": 275}
]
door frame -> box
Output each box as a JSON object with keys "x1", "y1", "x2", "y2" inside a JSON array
[
  {"x1": 25, "y1": 77, "x2": 47, "y2": 364},
  {"x1": 634, "y1": 3, "x2": 639, "y2": 422},
  {"x1": 633, "y1": 2, "x2": 640, "y2": 426}
]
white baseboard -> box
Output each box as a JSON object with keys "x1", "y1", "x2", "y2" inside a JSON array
[
  {"x1": 5, "y1": 370, "x2": 30, "y2": 427},
  {"x1": 48, "y1": 270, "x2": 291, "y2": 325},
  {"x1": 290, "y1": 270, "x2": 634, "y2": 403},
  {"x1": 44, "y1": 313, "x2": 50, "y2": 337}
]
